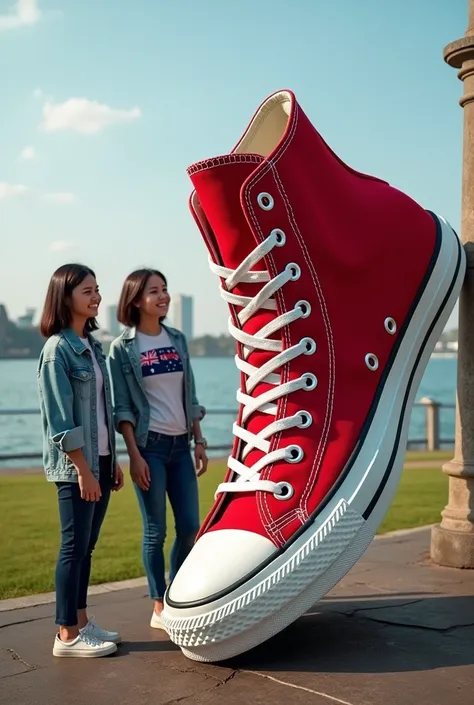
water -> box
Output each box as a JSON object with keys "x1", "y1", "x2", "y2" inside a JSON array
[{"x1": 0, "y1": 356, "x2": 457, "y2": 467}]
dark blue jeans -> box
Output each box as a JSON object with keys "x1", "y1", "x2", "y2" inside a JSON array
[
  {"x1": 135, "y1": 432, "x2": 200, "y2": 600},
  {"x1": 55, "y1": 456, "x2": 113, "y2": 626}
]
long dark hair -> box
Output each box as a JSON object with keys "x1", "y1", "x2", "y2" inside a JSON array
[
  {"x1": 117, "y1": 268, "x2": 168, "y2": 328},
  {"x1": 40, "y1": 263, "x2": 99, "y2": 338}
]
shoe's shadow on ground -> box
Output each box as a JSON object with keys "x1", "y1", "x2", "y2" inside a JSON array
[
  {"x1": 225, "y1": 593, "x2": 474, "y2": 674},
  {"x1": 118, "y1": 638, "x2": 181, "y2": 655}
]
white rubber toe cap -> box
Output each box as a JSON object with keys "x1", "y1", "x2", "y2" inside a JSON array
[{"x1": 167, "y1": 529, "x2": 277, "y2": 604}]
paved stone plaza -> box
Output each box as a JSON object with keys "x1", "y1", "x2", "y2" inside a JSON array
[{"x1": 1, "y1": 527, "x2": 473, "y2": 705}]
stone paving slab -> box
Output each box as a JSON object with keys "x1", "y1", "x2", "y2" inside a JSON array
[{"x1": 1, "y1": 528, "x2": 473, "y2": 705}]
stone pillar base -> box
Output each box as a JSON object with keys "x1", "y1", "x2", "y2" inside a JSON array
[{"x1": 430, "y1": 524, "x2": 474, "y2": 568}]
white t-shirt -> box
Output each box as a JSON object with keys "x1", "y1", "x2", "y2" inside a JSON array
[
  {"x1": 81, "y1": 338, "x2": 110, "y2": 456},
  {"x1": 136, "y1": 330, "x2": 187, "y2": 436}
]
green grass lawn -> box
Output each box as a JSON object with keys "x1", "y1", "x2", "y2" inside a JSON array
[
  {"x1": 404, "y1": 450, "x2": 452, "y2": 463},
  {"x1": 0, "y1": 460, "x2": 448, "y2": 600}
]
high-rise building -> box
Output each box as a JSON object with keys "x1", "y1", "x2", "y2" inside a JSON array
[
  {"x1": 0, "y1": 304, "x2": 9, "y2": 356},
  {"x1": 106, "y1": 305, "x2": 121, "y2": 336},
  {"x1": 16, "y1": 308, "x2": 36, "y2": 328},
  {"x1": 170, "y1": 295, "x2": 194, "y2": 341}
]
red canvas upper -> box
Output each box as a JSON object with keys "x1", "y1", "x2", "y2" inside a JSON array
[{"x1": 188, "y1": 91, "x2": 437, "y2": 549}]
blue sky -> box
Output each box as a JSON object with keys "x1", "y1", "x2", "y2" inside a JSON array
[{"x1": 0, "y1": 0, "x2": 468, "y2": 335}]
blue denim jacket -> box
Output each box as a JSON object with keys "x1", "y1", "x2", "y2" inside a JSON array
[
  {"x1": 108, "y1": 324, "x2": 205, "y2": 448},
  {"x1": 37, "y1": 329, "x2": 116, "y2": 482}
]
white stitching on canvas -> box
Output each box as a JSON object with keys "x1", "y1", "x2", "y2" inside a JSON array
[
  {"x1": 242, "y1": 110, "x2": 300, "y2": 542},
  {"x1": 187, "y1": 154, "x2": 263, "y2": 176},
  {"x1": 267, "y1": 508, "x2": 307, "y2": 533},
  {"x1": 241, "y1": 101, "x2": 336, "y2": 528},
  {"x1": 271, "y1": 166, "x2": 336, "y2": 515}
]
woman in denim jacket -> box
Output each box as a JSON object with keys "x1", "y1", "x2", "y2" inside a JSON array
[
  {"x1": 108, "y1": 268, "x2": 207, "y2": 629},
  {"x1": 37, "y1": 263, "x2": 124, "y2": 658}
]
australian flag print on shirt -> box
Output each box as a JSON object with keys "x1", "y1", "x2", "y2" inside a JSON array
[{"x1": 140, "y1": 347, "x2": 183, "y2": 377}]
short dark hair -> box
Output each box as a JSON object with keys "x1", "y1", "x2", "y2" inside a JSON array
[
  {"x1": 40, "y1": 263, "x2": 99, "y2": 338},
  {"x1": 117, "y1": 268, "x2": 168, "y2": 328}
]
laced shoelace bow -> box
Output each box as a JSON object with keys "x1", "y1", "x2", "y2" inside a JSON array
[
  {"x1": 82, "y1": 618, "x2": 108, "y2": 638},
  {"x1": 209, "y1": 228, "x2": 317, "y2": 500},
  {"x1": 80, "y1": 631, "x2": 104, "y2": 647}
]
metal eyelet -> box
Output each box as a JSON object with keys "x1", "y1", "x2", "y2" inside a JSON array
[
  {"x1": 298, "y1": 411, "x2": 312, "y2": 428},
  {"x1": 365, "y1": 353, "x2": 379, "y2": 371},
  {"x1": 257, "y1": 192, "x2": 274, "y2": 210},
  {"x1": 302, "y1": 373, "x2": 318, "y2": 390},
  {"x1": 273, "y1": 482, "x2": 295, "y2": 500},
  {"x1": 286, "y1": 263, "x2": 301, "y2": 280},
  {"x1": 285, "y1": 445, "x2": 304, "y2": 463},
  {"x1": 301, "y1": 337, "x2": 316, "y2": 355},
  {"x1": 384, "y1": 317, "x2": 397, "y2": 335},
  {"x1": 295, "y1": 300, "x2": 311, "y2": 318},
  {"x1": 271, "y1": 228, "x2": 286, "y2": 246}
]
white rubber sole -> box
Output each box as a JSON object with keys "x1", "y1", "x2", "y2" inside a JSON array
[
  {"x1": 162, "y1": 213, "x2": 465, "y2": 662},
  {"x1": 53, "y1": 641, "x2": 118, "y2": 658}
]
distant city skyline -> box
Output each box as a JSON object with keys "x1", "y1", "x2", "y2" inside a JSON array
[
  {"x1": 169, "y1": 294, "x2": 194, "y2": 340},
  {"x1": 1, "y1": 293, "x2": 204, "y2": 338},
  {"x1": 106, "y1": 304, "x2": 120, "y2": 337}
]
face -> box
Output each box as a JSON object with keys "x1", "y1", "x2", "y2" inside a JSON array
[
  {"x1": 70, "y1": 274, "x2": 101, "y2": 320},
  {"x1": 136, "y1": 274, "x2": 170, "y2": 318}
]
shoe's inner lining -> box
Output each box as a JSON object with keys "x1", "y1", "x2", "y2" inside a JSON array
[
  {"x1": 189, "y1": 91, "x2": 292, "y2": 264},
  {"x1": 234, "y1": 91, "x2": 291, "y2": 157}
]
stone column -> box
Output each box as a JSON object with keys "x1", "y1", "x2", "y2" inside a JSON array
[{"x1": 430, "y1": 0, "x2": 474, "y2": 568}]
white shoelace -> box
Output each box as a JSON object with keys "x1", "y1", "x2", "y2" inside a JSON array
[
  {"x1": 209, "y1": 228, "x2": 317, "y2": 499},
  {"x1": 81, "y1": 618, "x2": 112, "y2": 638},
  {"x1": 79, "y1": 632, "x2": 105, "y2": 647}
]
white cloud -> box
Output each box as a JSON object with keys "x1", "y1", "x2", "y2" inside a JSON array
[
  {"x1": 32, "y1": 87, "x2": 43, "y2": 99},
  {"x1": 19, "y1": 145, "x2": 36, "y2": 160},
  {"x1": 42, "y1": 191, "x2": 76, "y2": 204},
  {"x1": 41, "y1": 97, "x2": 142, "y2": 134},
  {"x1": 0, "y1": 183, "x2": 76, "y2": 205},
  {"x1": 0, "y1": 0, "x2": 40, "y2": 30},
  {"x1": 0, "y1": 182, "x2": 29, "y2": 201},
  {"x1": 48, "y1": 240, "x2": 77, "y2": 252}
]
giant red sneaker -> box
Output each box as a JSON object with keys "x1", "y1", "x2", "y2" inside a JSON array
[{"x1": 162, "y1": 90, "x2": 465, "y2": 661}]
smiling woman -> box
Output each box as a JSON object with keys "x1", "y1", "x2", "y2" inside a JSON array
[
  {"x1": 39, "y1": 264, "x2": 100, "y2": 337},
  {"x1": 37, "y1": 263, "x2": 124, "y2": 658},
  {"x1": 108, "y1": 268, "x2": 207, "y2": 630}
]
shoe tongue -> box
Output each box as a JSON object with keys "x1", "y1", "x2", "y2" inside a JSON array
[
  {"x1": 189, "y1": 155, "x2": 264, "y2": 271},
  {"x1": 189, "y1": 155, "x2": 279, "y2": 467},
  {"x1": 188, "y1": 154, "x2": 276, "y2": 362}
]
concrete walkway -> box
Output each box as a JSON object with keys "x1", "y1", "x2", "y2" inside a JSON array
[{"x1": 1, "y1": 527, "x2": 473, "y2": 705}]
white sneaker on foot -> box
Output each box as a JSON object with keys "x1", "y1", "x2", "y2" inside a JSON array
[
  {"x1": 81, "y1": 617, "x2": 121, "y2": 644},
  {"x1": 53, "y1": 632, "x2": 117, "y2": 658},
  {"x1": 150, "y1": 611, "x2": 167, "y2": 631}
]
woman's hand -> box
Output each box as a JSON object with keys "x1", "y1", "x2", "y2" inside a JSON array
[
  {"x1": 78, "y1": 469, "x2": 102, "y2": 502},
  {"x1": 129, "y1": 452, "x2": 151, "y2": 491},
  {"x1": 194, "y1": 444, "x2": 208, "y2": 477},
  {"x1": 112, "y1": 463, "x2": 125, "y2": 491}
]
